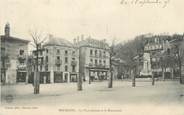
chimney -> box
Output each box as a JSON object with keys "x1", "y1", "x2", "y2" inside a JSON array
[{"x1": 5, "y1": 23, "x2": 10, "y2": 37}]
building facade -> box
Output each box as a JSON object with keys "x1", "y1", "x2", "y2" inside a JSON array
[
  {"x1": 75, "y1": 36, "x2": 110, "y2": 82},
  {"x1": 0, "y1": 23, "x2": 30, "y2": 84},
  {"x1": 141, "y1": 36, "x2": 175, "y2": 78},
  {"x1": 31, "y1": 35, "x2": 79, "y2": 84}
]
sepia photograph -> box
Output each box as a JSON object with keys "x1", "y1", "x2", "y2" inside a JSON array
[{"x1": 0, "y1": 0, "x2": 184, "y2": 115}]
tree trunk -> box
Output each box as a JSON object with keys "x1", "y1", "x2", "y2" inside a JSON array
[
  {"x1": 108, "y1": 54, "x2": 113, "y2": 88},
  {"x1": 108, "y1": 71, "x2": 113, "y2": 88},
  {"x1": 171, "y1": 68, "x2": 174, "y2": 80},
  {"x1": 162, "y1": 67, "x2": 165, "y2": 81},
  {"x1": 177, "y1": 50, "x2": 182, "y2": 84},
  {"x1": 25, "y1": 72, "x2": 29, "y2": 85},
  {"x1": 131, "y1": 69, "x2": 135, "y2": 87},
  {"x1": 34, "y1": 45, "x2": 40, "y2": 94},
  {"x1": 77, "y1": 73, "x2": 82, "y2": 91},
  {"x1": 179, "y1": 62, "x2": 182, "y2": 84},
  {"x1": 152, "y1": 73, "x2": 155, "y2": 85}
]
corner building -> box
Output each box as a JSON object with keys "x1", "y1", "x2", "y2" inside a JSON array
[
  {"x1": 0, "y1": 23, "x2": 29, "y2": 84},
  {"x1": 33, "y1": 35, "x2": 79, "y2": 83},
  {"x1": 76, "y1": 37, "x2": 110, "y2": 82}
]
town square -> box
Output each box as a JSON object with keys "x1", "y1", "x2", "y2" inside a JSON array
[{"x1": 1, "y1": 0, "x2": 184, "y2": 115}]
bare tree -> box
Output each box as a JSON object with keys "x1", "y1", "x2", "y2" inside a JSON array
[{"x1": 29, "y1": 29, "x2": 48, "y2": 94}]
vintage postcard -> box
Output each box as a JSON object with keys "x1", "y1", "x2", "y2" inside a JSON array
[{"x1": 0, "y1": 0, "x2": 184, "y2": 115}]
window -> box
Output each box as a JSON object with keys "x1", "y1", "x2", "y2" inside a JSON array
[
  {"x1": 65, "y1": 65, "x2": 68, "y2": 71},
  {"x1": 90, "y1": 49, "x2": 93, "y2": 55},
  {"x1": 57, "y1": 66, "x2": 60, "y2": 71},
  {"x1": 57, "y1": 56, "x2": 60, "y2": 60},
  {"x1": 103, "y1": 60, "x2": 106, "y2": 65},
  {"x1": 90, "y1": 59, "x2": 93, "y2": 63},
  {"x1": 41, "y1": 57, "x2": 44, "y2": 64},
  {"x1": 99, "y1": 60, "x2": 102, "y2": 64},
  {"x1": 65, "y1": 50, "x2": 68, "y2": 55},
  {"x1": 99, "y1": 50, "x2": 102, "y2": 57},
  {"x1": 40, "y1": 65, "x2": 42, "y2": 71},
  {"x1": 45, "y1": 65, "x2": 48, "y2": 71},
  {"x1": 103, "y1": 51, "x2": 106, "y2": 57},
  {"x1": 72, "y1": 65, "x2": 76, "y2": 72},
  {"x1": 95, "y1": 50, "x2": 97, "y2": 56},
  {"x1": 19, "y1": 50, "x2": 24, "y2": 55},
  {"x1": 95, "y1": 59, "x2": 97, "y2": 65},
  {"x1": 46, "y1": 56, "x2": 48, "y2": 62},
  {"x1": 46, "y1": 49, "x2": 48, "y2": 53},
  {"x1": 72, "y1": 58, "x2": 75, "y2": 61},
  {"x1": 65, "y1": 57, "x2": 68, "y2": 63},
  {"x1": 72, "y1": 51, "x2": 75, "y2": 55},
  {"x1": 167, "y1": 49, "x2": 170, "y2": 55},
  {"x1": 57, "y1": 49, "x2": 60, "y2": 54}
]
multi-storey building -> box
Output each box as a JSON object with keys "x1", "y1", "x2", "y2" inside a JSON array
[
  {"x1": 75, "y1": 36, "x2": 110, "y2": 82},
  {"x1": 31, "y1": 35, "x2": 79, "y2": 83},
  {"x1": 140, "y1": 36, "x2": 174, "y2": 78},
  {"x1": 0, "y1": 23, "x2": 30, "y2": 84}
]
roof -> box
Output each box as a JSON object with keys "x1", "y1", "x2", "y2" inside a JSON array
[
  {"x1": 44, "y1": 37, "x2": 74, "y2": 47},
  {"x1": 77, "y1": 38, "x2": 109, "y2": 49},
  {"x1": 0, "y1": 35, "x2": 30, "y2": 43}
]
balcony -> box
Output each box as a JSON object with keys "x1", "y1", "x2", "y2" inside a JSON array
[
  {"x1": 71, "y1": 61, "x2": 77, "y2": 66},
  {"x1": 55, "y1": 59, "x2": 62, "y2": 65}
]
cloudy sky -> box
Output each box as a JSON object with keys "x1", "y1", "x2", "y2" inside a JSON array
[{"x1": 0, "y1": 0, "x2": 184, "y2": 44}]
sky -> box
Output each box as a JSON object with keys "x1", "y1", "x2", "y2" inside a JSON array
[{"x1": 0, "y1": 0, "x2": 184, "y2": 45}]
